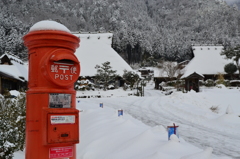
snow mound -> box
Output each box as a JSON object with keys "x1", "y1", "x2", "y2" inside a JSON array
[
  {"x1": 210, "y1": 113, "x2": 240, "y2": 126},
  {"x1": 9, "y1": 90, "x2": 20, "y2": 97},
  {"x1": 216, "y1": 84, "x2": 228, "y2": 89},
  {"x1": 139, "y1": 151, "x2": 172, "y2": 159},
  {"x1": 170, "y1": 134, "x2": 180, "y2": 142},
  {"x1": 180, "y1": 147, "x2": 213, "y2": 159},
  {"x1": 226, "y1": 105, "x2": 233, "y2": 114},
  {"x1": 208, "y1": 106, "x2": 240, "y2": 127},
  {"x1": 160, "y1": 134, "x2": 181, "y2": 151},
  {"x1": 151, "y1": 125, "x2": 166, "y2": 134},
  {"x1": 29, "y1": 20, "x2": 70, "y2": 33}
]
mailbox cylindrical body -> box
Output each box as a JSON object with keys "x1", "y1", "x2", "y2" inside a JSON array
[{"x1": 24, "y1": 21, "x2": 80, "y2": 159}]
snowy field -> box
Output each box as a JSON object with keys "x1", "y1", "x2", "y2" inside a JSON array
[{"x1": 14, "y1": 81, "x2": 240, "y2": 159}]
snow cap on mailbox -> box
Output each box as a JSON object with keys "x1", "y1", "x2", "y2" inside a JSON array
[
  {"x1": 29, "y1": 20, "x2": 71, "y2": 33},
  {"x1": 24, "y1": 20, "x2": 80, "y2": 89}
]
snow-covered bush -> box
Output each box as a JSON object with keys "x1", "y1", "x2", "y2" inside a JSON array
[
  {"x1": 224, "y1": 80, "x2": 230, "y2": 87},
  {"x1": 162, "y1": 80, "x2": 184, "y2": 91},
  {"x1": 0, "y1": 93, "x2": 26, "y2": 158},
  {"x1": 75, "y1": 79, "x2": 95, "y2": 91},
  {"x1": 122, "y1": 70, "x2": 139, "y2": 90},
  {"x1": 216, "y1": 84, "x2": 226, "y2": 89},
  {"x1": 159, "y1": 81, "x2": 167, "y2": 91},
  {"x1": 108, "y1": 84, "x2": 115, "y2": 90},
  {"x1": 229, "y1": 80, "x2": 240, "y2": 87},
  {"x1": 205, "y1": 79, "x2": 215, "y2": 87},
  {"x1": 166, "y1": 80, "x2": 176, "y2": 86}
]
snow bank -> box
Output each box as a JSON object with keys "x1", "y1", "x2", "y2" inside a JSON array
[
  {"x1": 208, "y1": 113, "x2": 240, "y2": 126},
  {"x1": 180, "y1": 147, "x2": 213, "y2": 159},
  {"x1": 181, "y1": 147, "x2": 231, "y2": 159},
  {"x1": 76, "y1": 102, "x2": 209, "y2": 159},
  {"x1": 13, "y1": 84, "x2": 238, "y2": 159}
]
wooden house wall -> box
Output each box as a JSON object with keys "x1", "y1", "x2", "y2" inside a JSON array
[{"x1": 0, "y1": 74, "x2": 27, "y2": 94}]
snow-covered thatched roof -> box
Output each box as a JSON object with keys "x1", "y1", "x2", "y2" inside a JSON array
[
  {"x1": 181, "y1": 45, "x2": 235, "y2": 79},
  {"x1": 0, "y1": 53, "x2": 28, "y2": 82},
  {"x1": 73, "y1": 33, "x2": 133, "y2": 77}
]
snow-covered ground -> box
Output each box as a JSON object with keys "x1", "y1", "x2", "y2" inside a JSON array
[{"x1": 14, "y1": 81, "x2": 240, "y2": 159}]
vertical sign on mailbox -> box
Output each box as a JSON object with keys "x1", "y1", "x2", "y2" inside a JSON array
[{"x1": 24, "y1": 20, "x2": 80, "y2": 159}]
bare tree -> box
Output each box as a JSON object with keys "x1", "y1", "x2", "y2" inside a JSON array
[{"x1": 161, "y1": 61, "x2": 179, "y2": 80}]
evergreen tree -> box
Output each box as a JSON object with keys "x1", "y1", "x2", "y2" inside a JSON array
[
  {"x1": 224, "y1": 63, "x2": 237, "y2": 79},
  {"x1": 221, "y1": 45, "x2": 240, "y2": 77},
  {"x1": 122, "y1": 70, "x2": 139, "y2": 89},
  {"x1": 95, "y1": 61, "x2": 118, "y2": 90},
  {"x1": 0, "y1": 93, "x2": 26, "y2": 159}
]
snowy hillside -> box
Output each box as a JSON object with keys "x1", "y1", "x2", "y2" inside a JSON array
[{"x1": 2, "y1": 0, "x2": 240, "y2": 63}]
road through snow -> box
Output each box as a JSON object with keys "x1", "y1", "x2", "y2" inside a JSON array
[{"x1": 82, "y1": 85, "x2": 240, "y2": 159}]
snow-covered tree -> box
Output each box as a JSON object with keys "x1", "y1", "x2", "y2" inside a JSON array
[
  {"x1": 75, "y1": 78, "x2": 95, "y2": 91},
  {"x1": 0, "y1": 93, "x2": 26, "y2": 158},
  {"x1": 122, "y1": 70, "x2": 139, "y2": 89},
  {"x1": 160, "y1": 61, "x2": 179, "y2": 80},
  {"x1": 1, "y1": 0, "x2": 240, "y2": 64},
  {"x1": 224, "y1": 63, "x2": 237, "y2": 79},
  {"x1": 95, "y1": 61, "x2": 118, "y2": 90},
  {"x1": 221, "y1": 45, "x2": 240, "y2": 77}
]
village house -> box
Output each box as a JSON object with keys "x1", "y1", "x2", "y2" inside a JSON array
[
  {"x1": 152, "y1": 45, "x2": 240, "y2": 92},
  {"x1": 0, "y1": 53, "x2": 28, "y2": 94},
  {"x1": 181, "y1": 44, "x2": 239, "y2": 92},
  {"x1": 73, "y1": 32, "x2": 133, "y2": 88}
]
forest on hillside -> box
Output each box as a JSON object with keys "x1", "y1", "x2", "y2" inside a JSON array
[{"x1": 1, "y1": 0, "x2": 240, "y2": 65}]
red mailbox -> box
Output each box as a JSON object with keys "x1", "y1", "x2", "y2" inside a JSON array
[{"x1": 23, "y1": 21, "x2": 80, "y2": 159}]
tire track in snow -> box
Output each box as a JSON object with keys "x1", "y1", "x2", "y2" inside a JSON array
[
  {"x1": 156, "y1": 98, "x2": 240, "y2": 159},
  {"x1": 88, "y1": 91, "x2": 240, "y2": 158}
]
